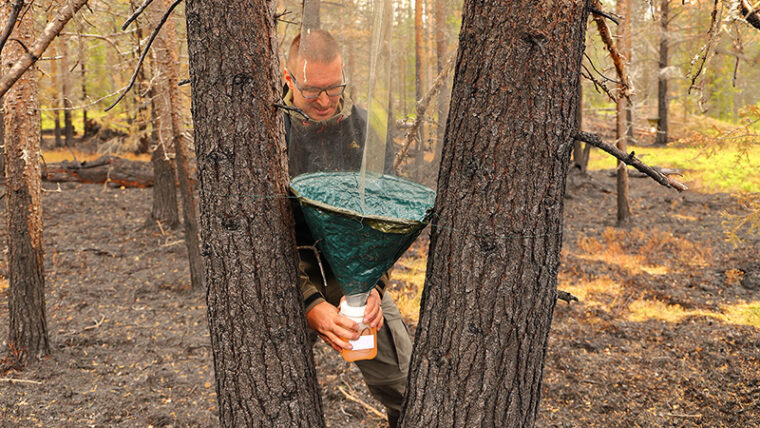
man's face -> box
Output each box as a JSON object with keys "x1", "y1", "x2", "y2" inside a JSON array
[{"x1": 285, "y1": 56, "x2": 344, "y2": 121}]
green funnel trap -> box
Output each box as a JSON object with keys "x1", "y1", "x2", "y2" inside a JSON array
[{"x1": 290, "y1": 172, "x2": 435, "y2": 296}]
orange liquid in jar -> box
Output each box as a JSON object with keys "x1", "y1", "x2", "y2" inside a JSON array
[{"x1": 342, "y1": 327, "x2": 377, "y2": 362}]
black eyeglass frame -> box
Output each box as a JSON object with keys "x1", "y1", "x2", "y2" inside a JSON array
[{"x1": 287, "y1": 69, "x2": 347, "y2": 99}]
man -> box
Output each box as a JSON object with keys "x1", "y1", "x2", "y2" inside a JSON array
[{"x1": 282, "y1": 29, "x2": 410, "y2": 428}]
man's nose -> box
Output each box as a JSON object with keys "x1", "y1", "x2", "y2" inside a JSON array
[{"x1": 315, "y1": 91, "x2": 331, "y2": 106}]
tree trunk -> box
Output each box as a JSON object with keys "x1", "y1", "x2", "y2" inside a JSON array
[
  {"x1": 144, "y1": 0, "x2": 179, "y2": 229},
  {"x1": 48, "y1": 36, "x2": 62, "y2": 147},
  {"x1": 77, "y1": 22, "x2": 88, "y2": 136},
  {"x1": 616, "y1": 0, "x2": 631, "y2": 225},
  {"x1": 59, "y1": 36, "x2": 74, "y2": 145},
  {"x1": 655, "y1": 0, "x2": 669, "y2": 146},
  {"x1": 414, "y1": 0, "x2": 425, "y2": 180},
  {"x1": 186, "y1": 1, "x2": 324, "y2": 426},
  {"x1": 432, "y1": 0, "x2": 449, "y2": 173},
  {"x1": 2, "y1": 0, "x2": 49, "y2": 365},
  {"x1": 156, "y1": 0, "x2": 203, "y2": 290},
  {"x1": 400, "y1": 1, "x2": 588, "y2": 427},
  {"x1": 302, "y1": 0, "x2": 320, "y2": 30},
  {"x1": 572, "y1": 82, "x2": 588, "y2": 172}
]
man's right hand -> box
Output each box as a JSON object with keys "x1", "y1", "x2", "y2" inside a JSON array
[{"x1": 305, "y1": 301, "x2": 360, "y2": 352}]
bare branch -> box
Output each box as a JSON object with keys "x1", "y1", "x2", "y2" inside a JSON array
[
  {"x1": 573, "y1": 131, "x2": 688, "y2": 192},
  {"x1": 0, "y1": 0, "x2": 23, "y2": 55},
  {"x1": 740, "y1": 0, "x2": 760, "y2": 30},
  {"x1": 105, "y1": 0, "x2": 184, "y2": 112},
  {"x1": 589, "y1": 0, "x2": 632, "y2": 99},
  {"x1": 393, "y1": 54, "x2": 455, "y2": 174},
  {"x1": 0, "y1": 0, "x2": 91, "y2": 99},
  {"x1": 122, "y1": 0, "x2": 156, "y2": 30}
]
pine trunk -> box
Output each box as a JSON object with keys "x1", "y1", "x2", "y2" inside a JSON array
[
  {"x1": 145, "y1": 0, "x2": 179, "y2": 229},
  {"x1": 400, "y1": 1, "x2": 588, "y2": 426},
  {"x1": 655, "y1": 0, "x2": 669, "y2": 146},
  {"x1": 157, "y1": 0, "x2": 203, "y2": 290},
  {"x1": 414, "y1": 0, "x2": 425, "y2": 179},
  {"x1": 2, "y1": 0, "x2": 50, "y2": 365},
  {"x1": 186, "y1": 0, "x2": 324, "y2": 426},
  {"x1": 59, "y1": 36, "x2": 74, "y2": 145},
  {"x1": 616, "y1": 0, "x2": 631, "y2": 225}
]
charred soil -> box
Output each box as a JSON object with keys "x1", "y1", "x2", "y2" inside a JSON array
[{"x1": 0, "y1": 166, "x2": 758, "y2": 427}]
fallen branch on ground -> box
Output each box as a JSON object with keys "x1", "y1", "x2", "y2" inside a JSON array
[
  {"x1": 338, "y1": 385, "x2": 385, "y2": 419},
  {"x1": 573, "y1": 131, "x2": 688, "y2": 192}
]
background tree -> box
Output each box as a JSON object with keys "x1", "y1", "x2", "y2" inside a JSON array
[
  {"x1": 2, "y1": 0, "x2": 49, "y2": 365},
  {"x1": 400, "y1": 0, "x2": 589, "y2": 426},
  {"x1": 186, "y1": 0, "x2": 324, "y2": 425},
  {"x1": 616, "y1": 0, "x2": 632, "y2": 225},
  {"x1": 655, "y1": 0, "x2": 670, "y2": 146}
]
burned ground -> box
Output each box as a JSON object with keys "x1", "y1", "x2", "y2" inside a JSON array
[{"x1": 0, "y1": 167, "x2": 758, "y2": 427}]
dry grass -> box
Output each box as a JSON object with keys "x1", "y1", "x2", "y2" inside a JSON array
[
  {"x1": 41, "y1": 149, "x2": 150, "y2": 164},
  {"x1": 388, "y1": 254, "x2": 427, "y2": 323},
  {"x1": 626, "y1": 298, "x2": 760, "y2": 329}
]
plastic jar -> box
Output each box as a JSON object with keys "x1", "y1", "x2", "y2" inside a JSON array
[{"x1": 339, "y1": 294, "x2": 377, "y2": 362}]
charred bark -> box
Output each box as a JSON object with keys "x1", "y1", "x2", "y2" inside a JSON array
[
  {"x1": 2, "y1": 0, "x2": 49, "y2": 365},
  {"x1": 400, "y1": 1, "x2": 589, "y2": 427},
  {"x1": 186, "y1": 0, "x2": 324, "y2": 426}
]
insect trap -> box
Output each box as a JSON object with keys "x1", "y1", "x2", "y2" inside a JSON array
[{"x1": 281, "y1": 0, "x2": 445, "y2": 360}]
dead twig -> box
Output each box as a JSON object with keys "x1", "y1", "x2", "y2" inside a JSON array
[
  {"x1": 573, "y1": 131, "x2": 688, "y2": 192},
  {"x1": 0, "y1": 377, "x2": 42, "y2": 385},
  {"x1": 557, "y1": 290, "x2": 579, "y2": 304},
  {"x1": 82, "y1": 314, "x2": 106, "y2": 331},
  {"x1": 337, "y1": 385, "x2": 385, "y2": 419},
  {"x1": 393, "y1": 54, "x2": 455, "y2": 173},
  {"x1": 589, "y1": 0, "x2": 632, "y2": 99},
  {"x1": 105, "y1": 0, "x2": 184, "y2": 112}
]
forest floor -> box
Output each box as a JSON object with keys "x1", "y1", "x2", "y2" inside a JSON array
[{"x1": 1, "y1": 157, "x2": 759, "y2": 427}]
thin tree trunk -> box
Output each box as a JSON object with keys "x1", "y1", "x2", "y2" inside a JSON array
[
  {"x1": 655, "y1": 0, "x2": 669, "y2": 146},
  {"x1": 616, "y1": 0, "x2": 632, "y2": 225},
  {"x1": 302, "y1": 0, "x2": 320, "y2": 30},
  {"x1": 77, "y1": 23, "x2": 88, "y2": 136},
  {"x1": 154, "y1": 0, "x2": 203, "y2": 290},
  {"x1": 432, "y1": 0, "x2": 449, "y2": 172},
  {"x1": 59, "y1": 36, "x2": 74, "y2": 145},
  {"x1": 572, "y1": 83, "x2": 587, "y2": 172},
  {"x1": 2, "y1": 0, "x2": 49, "y2": 365},
  {"x1": 400, "y1": 1, "x2": 589, "y2": 426},
  {"x1": 186, "y1": 0, "x2": 324, "y2": 425},
  {"x1": 143, "y1": 2, "x2": 179, "y2": 230},
  {"x1": 49, "y1": 38, "x2": 62, "y2": 147},
  {"x1": 414, "y1": 0, "x2": 425, "y2": 179}
]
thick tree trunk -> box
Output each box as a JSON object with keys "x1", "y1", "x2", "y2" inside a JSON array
[
  {"x1": 616, "y1": 0, "x2": 631, "y2": 225},
  {"x1": 655, "y1": 0, "x2": 669, "y2": 146},
  {"x1": 186, "y1": 1, "x2": 324, "y2": 426},
  {"x1": 2, "y1": 0, "x2": 49, "y2": 365},
  {"x1": 156, "y1": 0, "x2": 203, "y2": 290},
  {"x1": 400, "y1": 1, "x2": 588, "y2": 427}
]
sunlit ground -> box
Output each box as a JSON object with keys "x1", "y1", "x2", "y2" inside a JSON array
[
  {"x1": 41, "y1": 148, "x2": 150, "y2": 163},
  {"x1": 586, "y1": 140, "x2": 760, "y2": 193},
  {"x1": 389, "y1": 227, "x2": 760, "y2": 330}
]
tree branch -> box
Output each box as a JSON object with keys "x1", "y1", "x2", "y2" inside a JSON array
[
  {"x1": 0, "y1": 0, "x2": 90, "y2": 99},
  {"x1": 105, "y1": 0, "x2": 184, "y2": 112},
  {"x1": 573, "y1": 131, "x2": 688, "y2": 192},
  {"x1": 393, "y1": 54, "x2": 455, "y2": 174},
  {"x1": 740, "y1": 0, "x2": 760, "y2": 30},
  {"x1": 0, "y1": 0, "x2": 23, "y2": 55},
  {"x1": 589, "y1": 0, "x2": 632, "y2": 99},
  {"x1": 122, "y1": 0, "x2": 156, "y2": 30}
]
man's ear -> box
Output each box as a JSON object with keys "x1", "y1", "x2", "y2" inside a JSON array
[{"x1": 283, "y1": 68, "x2": 294, "y2": 87}]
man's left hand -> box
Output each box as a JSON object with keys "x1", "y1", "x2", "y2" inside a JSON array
[{"x1": 363, "y1": 289, "x2": 384, "y2": 330}]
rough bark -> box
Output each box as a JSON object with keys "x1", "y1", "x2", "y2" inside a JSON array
[
  {"x1": 400, "y1": 1, "x2": 588, "y2": 427},
  {"x1": 156, "y1": 0, "x2": 203, "y2": 290},
  {"x1": 655, "y1": 0, "x2": 669, "y2": 146},
  {"x1": 186, "y1": 0, "x2": 324, "y2": 426},
  {"x1": 2, "y1": 0, "x2": 49, "y2": 365},
  {"x1": 615, "y1": 0, "x2": 631, "y2": 225}
]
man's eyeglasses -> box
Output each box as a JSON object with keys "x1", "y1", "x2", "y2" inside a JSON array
[{"x1": 288, "y1": 69, "x2": 347, "y2": 99}]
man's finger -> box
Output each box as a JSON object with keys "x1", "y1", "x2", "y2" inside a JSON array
[{"x1": 325, "y1": 331, "x2": 353, "y2": 350}]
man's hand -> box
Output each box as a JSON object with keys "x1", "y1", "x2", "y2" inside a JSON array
[
  {"x1": 363, "y1": 289, "x2": 384, "y2": 331},
  {"x1": 305, "y1": 301, "x2": 360, "y2": 352}
]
